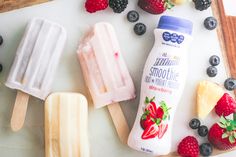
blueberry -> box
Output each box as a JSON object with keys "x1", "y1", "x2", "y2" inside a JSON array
[
  {"x1": 224, "y1": 78, "x2": 236, "y2": 91},
  {"x1": 189, "y1": 118, "x2": 201, "y2": 129},
  {"x1": 0, "y1": 35, "x2": 3, "y2": 46},
  {"x1": 200, "y1": 143, "x2": 213, "y2": 156},
  {"x1": 209, "y1": 55, "x2": 220, "y2": 66},
  {"x1": 198, "y1": 125, "x2": 208, "y2": 137},
  {"x1": 134, "y1": 23, "x2": 146, "y2": 36},
  {"x1": 0, "y1": 64, "x2": 2, "y2": 73},
  {"x1": 206, "y1": 66, "x2": 217, "y2": 77},
  {"x1": 204, "y1": 17, "x2": 217, "y2": 30},
  {"x1": 127, "y1": 10, "x2": 139, "y2": 23}
]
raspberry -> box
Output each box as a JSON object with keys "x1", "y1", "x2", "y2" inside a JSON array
[
  {"x1": 177, "y1": 136, "x2": 199, "y2": 157},
  {"x1": 85, "y1": 0, "x2": 108, "y2": 13}
]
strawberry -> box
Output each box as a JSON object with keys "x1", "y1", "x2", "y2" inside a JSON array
[
  {"x1": 158, "y1": 124, "x2": 168, "y2": 139},
  {"x1": 177, "y1": 136, "x2": 199, "y2": 157},
  {"x1": 215, "y1": 93, "x2": 236, "y2": 117},
  {"x1": 140, "y1": 114, "x2": 155, "y2": 130},
  {"x1": 208, "y1": 116, "x2": 236, "y2": 150},
  {"x1": 138, "y1": 0, "x2": 174, "y2": 15},
  {"x1": 141, "y1": 123, "x2": 159, "y2": 139},
  {"x1": 145, "y1": 102, "x2": 157, "y2": 118},
  {"x1": 157, "y1": 101, "x2": 170, "y2": 120},
  {"x1": 85, "y1": 0, "x2": 108, "y2": 13}
]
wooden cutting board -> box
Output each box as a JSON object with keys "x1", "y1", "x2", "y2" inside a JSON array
[
  {"x1": 0, "y1": 0, "x2": 51, "y2": 13},
  {"x1": 164, "y1": 0, "x2": 236, "y2": 156}
]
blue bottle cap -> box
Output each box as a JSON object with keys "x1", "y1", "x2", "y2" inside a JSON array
[{"x1": 157, "y1": 15, "x2": 193, "y2": 35}]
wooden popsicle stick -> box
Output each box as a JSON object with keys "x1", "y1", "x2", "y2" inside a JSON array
[
  {"x1": 107, "y1": 103, "x2": 130, "y2": 144},
  {"x1": 11, "y1": 91, "x2": 29, "y2": 132}
]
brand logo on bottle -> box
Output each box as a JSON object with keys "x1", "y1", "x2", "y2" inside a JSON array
[{"x1": 162, "y1": 32, "x2": 184, "y2": 44}]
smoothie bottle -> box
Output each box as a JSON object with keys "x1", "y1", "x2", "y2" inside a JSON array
[{"x1": 128, "y1": 16, "x2": 193, "y2": 155}]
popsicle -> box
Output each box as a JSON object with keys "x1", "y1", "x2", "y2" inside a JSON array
[
  {"x1": 45, "y1": 93, "x2": 90, "y2": 157},
  {"x1": 5, "y1": 18, "x2": 67, "y2": 131},
  {"x1": 77, "y1": 22, "x2": 136, "y2": 143}
]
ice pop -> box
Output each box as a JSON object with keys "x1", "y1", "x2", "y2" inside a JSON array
[
  {"x1": 45, "y1": 93, "x2": 90, "y2": 157},
  {"x1": 5, "y1": 18, "x2": 67, "y2": 131},
  {"x1": 77, "y1": 22, "x2": 136, "y2": 143}
]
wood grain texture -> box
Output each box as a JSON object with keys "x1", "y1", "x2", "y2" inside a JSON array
[
  {"x1": 158, "y1": 1, "x2": 236, "y2": 156},
  {"x1": 107, "y1": 103, "x2": 130, "y2": 144},
  {"x1": 212, "y1": 0, "x2": 236, "y2": 78},
  {"x1": 11, "y1": 91, "x2": 29, "y2": 132},
  {"x1": 211, "y1": 0, "x2": 236, "y2": 155},
  {"x1": 0, "y1": 0, "x2": 51, "y2": 13}
]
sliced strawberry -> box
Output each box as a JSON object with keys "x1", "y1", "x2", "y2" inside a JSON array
[
  {"x1": 144, "y1": 96, "x2": 157, "y2": 118},
  {"x1": 158, "y1": 124, "x2": 168, "y2": 139},
  {"x1": 142, "y1": 123, "x2": 159, "y2": 139}
]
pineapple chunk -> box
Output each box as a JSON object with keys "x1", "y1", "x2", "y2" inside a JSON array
[{"x1": 197, "y1": 80, "x2": 225, "y2": 119}]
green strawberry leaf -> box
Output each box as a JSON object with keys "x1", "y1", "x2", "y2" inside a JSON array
[
  {"x1": 163, "y1": 115, "x2": 167, "y2": 121},
  {"x1": 230, "y1": 120, "x2": 236, "y2": 129},
  {"x1": 141, "y1": 114, "x2": 147, "y2": 120},
  {"x1": 145, "y1": 97, "x2": 149, "y2": 104},
  {"x1": 141, "y1": 110, "x2": 150, "y2": 120},
  {"x1": 229, "y1": 135, "x2": 236, "y2": 144},
  {"x1": 227, "y1": 126, "x2": 234, "y2": 132},
  {"x1": 234, "y1": 132, "x2": 236, "y2": 139},
  {"x1": 218, "y1": 122, "x2": 227, "y2": 129},
  {"x1": 165, "y1": 0, "x2": 174, "y2": 9},
  {"x1": 150, "y1": 96, "x2": 155, "y2": 102},
  {"x1": 222, "y1": 133, "x2": 229, "y2": 139},
  {"x1": 155, "y1": 118, "x2": 161, "y2": 125},
  {"x1": 220, "y1": 116, "x2": 227, "y2": 125},
  {"x1": 151, "y1": 117, "x2": 156, "y2": 123}
]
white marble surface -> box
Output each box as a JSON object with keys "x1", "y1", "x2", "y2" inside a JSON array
[{"x1": 0, "y1": 0, "x2": 235, "y2": 157}]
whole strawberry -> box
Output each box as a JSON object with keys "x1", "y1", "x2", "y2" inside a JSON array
[
  {"x1": 138, "y1": 0, "x2": 174, "y2": 15},
  {"x1": 208, "y1": 116, "x2": 236, "y2": 150},
  {"x1": 85, "y1": 0, "x2": 108, "y2": 13},
  {"x1": 177, "y1": 136, "x2": 199, "y2": 157},
  {"x1": 215, "y1": 93, "x2": 236, "y2": 116}
]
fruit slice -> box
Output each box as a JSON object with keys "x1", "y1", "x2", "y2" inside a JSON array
[
  {"x1": 158, "y1": 124, "x2": 168, "y2": 139},
  {"x1": 141, "y1": 123, "x2": 159, "y2": 139},
  {"x1": 197, "y1": 80, "x2": 224, "y2": 119}
]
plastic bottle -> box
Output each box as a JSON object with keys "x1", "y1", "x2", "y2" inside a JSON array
[{"x1": 128, "y1": 15, "x2": 193, "y2": 155}]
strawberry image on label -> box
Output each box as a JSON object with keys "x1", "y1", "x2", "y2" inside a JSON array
[
  {"x1": 142, "y1": 123, "x2": 160, "y2": 139},
  {"x1": 140, "y1": 96, "x2": 170, "y2": 140}
]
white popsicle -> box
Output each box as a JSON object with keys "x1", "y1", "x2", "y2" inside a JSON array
[
  {"x1": 6, "y1": 18, "x2": 67, "y2": 131},
  {"x1": 77, "y1": 22, "x2": 136, "y2": 108},
  {"x1": 77, "y1": 22, "x2": 135, "y2": 143}
]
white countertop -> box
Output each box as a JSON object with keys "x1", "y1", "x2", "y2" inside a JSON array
[{"x1": 0, "y1": 0, "x2": 235, "y2": 157}]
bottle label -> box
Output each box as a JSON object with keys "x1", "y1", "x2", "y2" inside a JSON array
[
  {"x1": 140, "y1": 96, "x2": 170, "y2": 140},
  {"x1": 145, "y1": 53, "x2": 181, "y2": 93}
]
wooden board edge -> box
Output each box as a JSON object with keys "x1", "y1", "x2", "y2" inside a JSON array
[
  {"x1": 156, "y1": 1, "x2": 236, "y2": 156},
  {"x1": 0, "y1": 0, "x2": 52, "y2": 13},
  {"x1": 211, "y1": 0, "x2": 236, "y2": 156}
]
